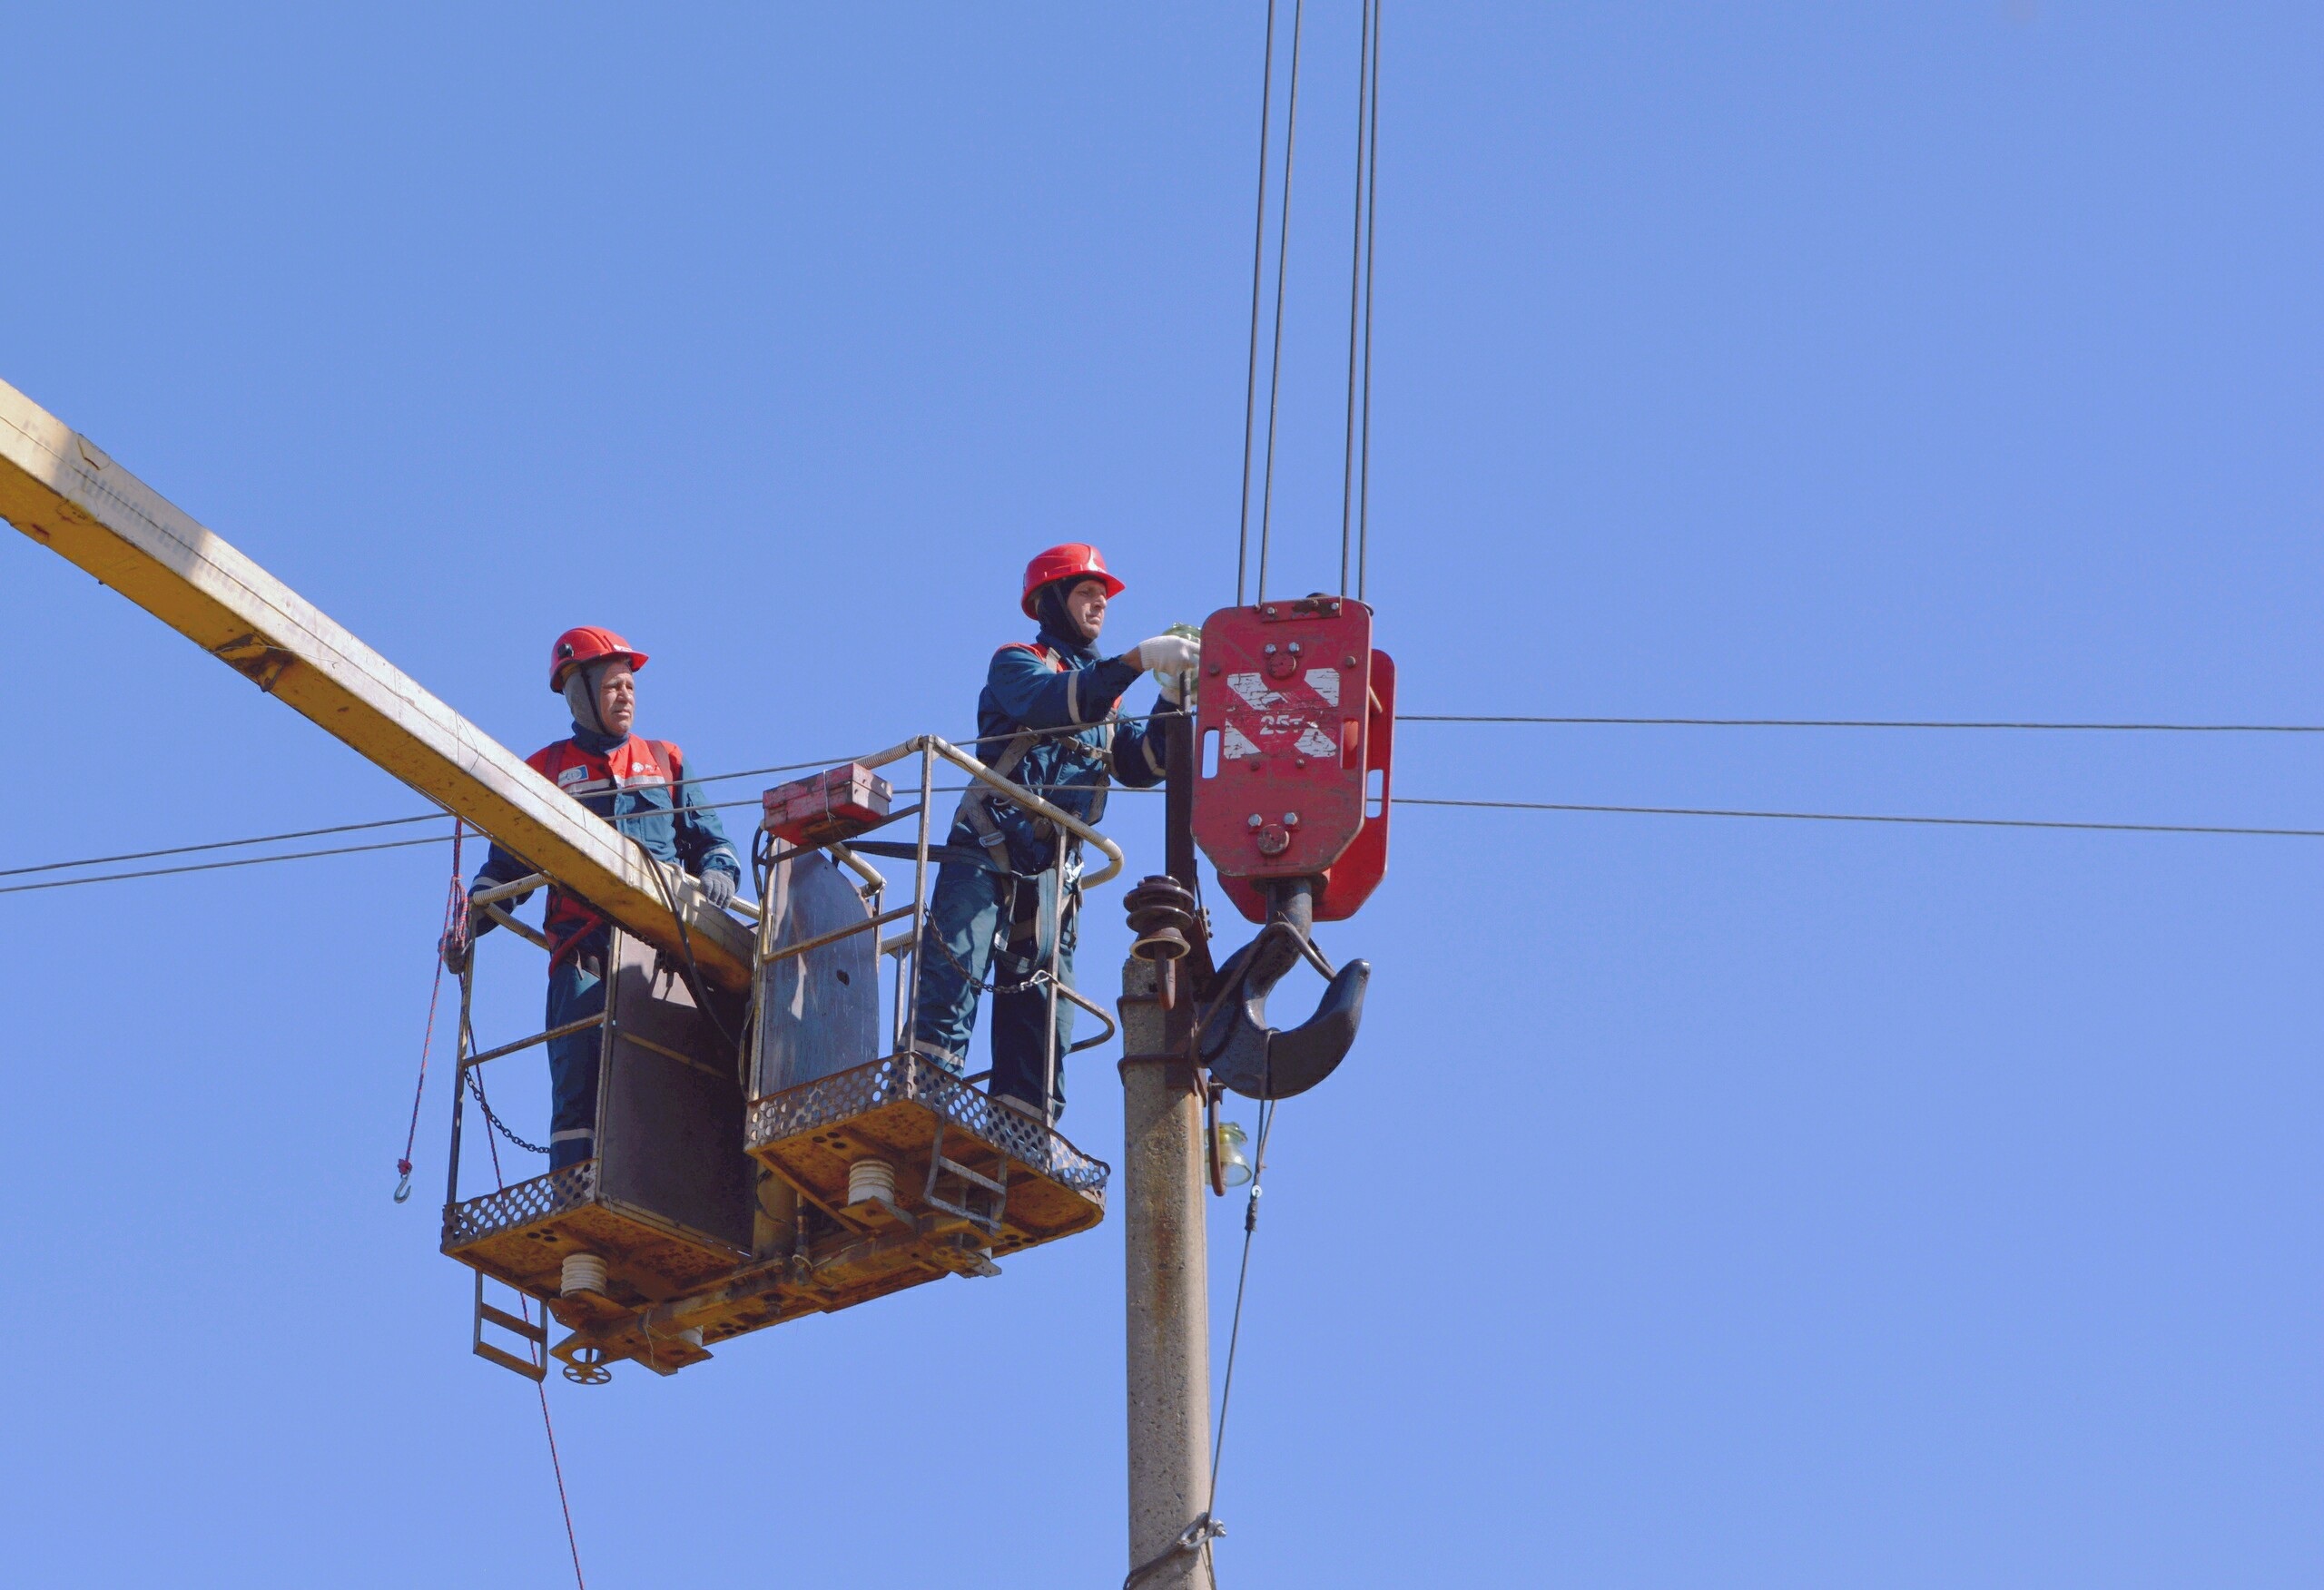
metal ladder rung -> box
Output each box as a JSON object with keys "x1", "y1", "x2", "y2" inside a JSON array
[
  {"x1": 472, "y1": 1271, "x2": 548, "y2": 1382},
  {"x1": 931, "y1": 1155, "x2": 1005, "y2": 1197},
  {"x1": 923, "y1": 1119, "x2": 1008, "y2": 1239}
]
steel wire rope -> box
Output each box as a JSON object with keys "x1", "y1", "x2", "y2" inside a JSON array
[
  {"x1": 1340, "y1": 0, "x2": 1382, "y2": 601},
  {"x1": 1354, "y1": 0, "x2": 1381, "y2": 603},
  {"x1": 1337, "y1": 0, "x2": 1375, "y2": 598},
  {"x1": 1235, "y1": 0, "x2": 1282, "y2": 606},
  {"x1": 1255, "y1": 0, "x2": 1308, "y2": 605}
]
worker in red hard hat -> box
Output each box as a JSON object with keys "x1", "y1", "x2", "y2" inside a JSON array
[
  {"x1": 444, "y1": 626, "x2": 742, "y2": 1170},
  {"x1": 911, "y1": 545, "x2": 1200, "y2": 1123}
]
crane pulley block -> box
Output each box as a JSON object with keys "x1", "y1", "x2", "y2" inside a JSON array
[{"x1": 1192, "y1": 595, "x2": 1394, "y2": 923}]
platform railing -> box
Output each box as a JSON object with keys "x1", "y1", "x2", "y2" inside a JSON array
[
  {"x1": 447, "y1": 730, "x2": 1131, "y2": 1221},
  {"x1": 753, "y1": 733, "x2": 1126, "y2": 1107}
]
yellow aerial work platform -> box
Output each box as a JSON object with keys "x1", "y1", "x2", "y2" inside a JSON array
[
  {"x1": 438, "y1": 735, "x2": 1119, "y2": 1383},
  {"x1": 0, "y1": 382, "x2": 1124, "y2": 1385}
]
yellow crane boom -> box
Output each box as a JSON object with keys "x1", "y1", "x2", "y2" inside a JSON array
[{"x1": 0, "y1": 375, "x2": 753, "y2": 991}]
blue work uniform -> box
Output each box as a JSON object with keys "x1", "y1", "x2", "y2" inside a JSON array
[
  {"x1": 911, "y1": 626, "x2": 1171, "y2": 1117},
  {"x1": 470, "y1": 724, "x2": 742, "y2": 1170}
]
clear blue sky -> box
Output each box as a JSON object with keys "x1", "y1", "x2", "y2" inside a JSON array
[{"x1": 4, "y1": 5, "x2": 2319, "y2": 1585}]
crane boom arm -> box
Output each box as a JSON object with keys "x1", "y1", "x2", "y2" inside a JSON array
[{"x1": 0, "y1": 376, "x2": 754, "y2": 992}]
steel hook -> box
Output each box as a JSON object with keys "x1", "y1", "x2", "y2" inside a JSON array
[{"x1": 1197, "y1": 877, "x2": 1370, "y2": 1100}]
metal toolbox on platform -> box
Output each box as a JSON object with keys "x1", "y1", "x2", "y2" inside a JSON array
[{"x1": 761, "y1": 761, "x2": 893, "y2": 847}]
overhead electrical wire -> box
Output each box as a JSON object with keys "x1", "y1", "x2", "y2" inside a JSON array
[
  {"x1": 1393, "y1": 796, "x2": 2324, "y2": 840},
  {"x1": 19, "y1": 758, "x2": 2324, "y2": 897},
  {"x1": 1403, "y1": 714, "x2": 2324, "y2": 732},
  {"x1": 0, "y1": 717, "x2": 1188, "y2": 890},
  {"x1": 0, "y1": 811, "x2": 448, "y2": 879},
  {"x1": 0, "y1": 832, "x2": 452, "y2": 894}
]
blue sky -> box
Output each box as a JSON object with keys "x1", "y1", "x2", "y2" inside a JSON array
[{"x1": 3, "y1": 5, "x2": 2319, "y2": 1585}]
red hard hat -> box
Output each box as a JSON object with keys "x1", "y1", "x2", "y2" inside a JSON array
[
  {"x1": 548, "y1": 626, "x2": 649, "y2": 692},
  {"x1": 1020, "y1": 543, "x2": 1125, "y2": 618}
]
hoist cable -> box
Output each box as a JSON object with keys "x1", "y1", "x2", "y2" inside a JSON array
[
  {"x1": 1338, "y1": 0, "x2": 1376, "y2": 598},
  {"x1": 1235, "y1": 0, "x2": 1281, "y2": 608},
  {"x1": 1394, "y1": 795, "x2": 2324, "y2": 840},
  {"x1": 1254, "y1": 0, "x2": 1307, "y2": 605},
  {"x1": 1355, "y1": 0, "x2": 1381, "y2": 604},
  {"x1": 1402, "y1": 714, "x2": 2324, "y2": 732}
]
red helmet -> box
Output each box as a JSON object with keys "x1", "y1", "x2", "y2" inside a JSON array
[
  {"x1": 548, "y1": 626, "x2": 649, "y2": 692},
  {"x1": 1020, "y1": 543, "x2": 1125, "y2": 618}
]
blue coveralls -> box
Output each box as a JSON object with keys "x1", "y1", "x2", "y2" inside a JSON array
[
  {"x1": 911, "y1": 626, "x2": 1170, "y2": 1118},
  {"x1": 471, "y1": 724, "x2": 742, "y2": 1170}
]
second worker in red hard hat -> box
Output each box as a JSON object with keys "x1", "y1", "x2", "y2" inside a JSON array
[{"x1": 912, "y1": 544, "x2": 1199, "y2": 1123}]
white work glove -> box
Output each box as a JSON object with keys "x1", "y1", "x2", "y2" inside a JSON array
[
  {"x1": 1133, "y1": 633, "x2": 1200, "y2": 677},
  {"x1": 1139, "y1": 626, "x2": 1202, "y2": 706},
  {"x1": 699, "y1": 869, "x2": 737, "y2": 910}
]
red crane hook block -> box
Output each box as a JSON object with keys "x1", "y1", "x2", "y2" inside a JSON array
[{"x1": 1190, "y1": 594, "x2": 1394, "y2": 924}]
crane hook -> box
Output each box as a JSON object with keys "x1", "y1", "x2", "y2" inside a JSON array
[{"x1": 1197, "y1": 877, "x2": 1370, "y2": 1100}]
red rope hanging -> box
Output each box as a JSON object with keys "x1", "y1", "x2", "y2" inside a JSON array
[{"x1": 393, "y1": 820, "x2": 465, "y2": 1202}]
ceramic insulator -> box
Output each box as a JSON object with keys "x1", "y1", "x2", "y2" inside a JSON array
[
  {"x1": 560, "y1": 1251, "x2": 608, "y2": 1297},
  {"x1": 847, "y1": 1158, "x2": 897, "y2": 1206}
]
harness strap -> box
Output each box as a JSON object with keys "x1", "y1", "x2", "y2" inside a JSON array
[{"x1": 958, "y1": 642, "x2": 1121, "y2": 858}]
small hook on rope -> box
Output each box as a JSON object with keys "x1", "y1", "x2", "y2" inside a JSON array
[{"x1": 392, "y1": 1159, "x2": 414, "y2": 1204}]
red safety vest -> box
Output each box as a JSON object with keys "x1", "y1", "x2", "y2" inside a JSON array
[{"x1": 525, "y1": 735, "x2": 684, "y2": 964}]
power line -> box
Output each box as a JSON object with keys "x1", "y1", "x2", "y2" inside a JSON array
[
  {"x1": 1393, "y1": 796, "x2": 2324, "y2": 840},
  {"x1": 25, "y1": 712, "x2": 2324, "y2": 898},
  {"x1": 1403, "y1": 714, "x2": 2324, "y2": 733},
  {"x1": 0, "y1": 716, "x2": 1181, "y2": 888},
  {"x1": 0, "y1": 833, "x2": 452, "y2": 895},
  {"x1": 0, "y1": 811, "x2": 446, "y2": 879}
]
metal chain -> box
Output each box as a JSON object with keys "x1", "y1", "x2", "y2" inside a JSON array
[{"x1": 460, "y1": 1027, "x2": 551, "y2": 1155}]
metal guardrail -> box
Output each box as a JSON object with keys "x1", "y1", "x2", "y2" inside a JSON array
[{"x1": 446, "y1": 730, "x2": 1135, "y2": 1221}]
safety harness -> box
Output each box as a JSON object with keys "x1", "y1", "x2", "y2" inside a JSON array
[{"x1": 955, "y1": 641, "x2": 1118, "y2": 869}]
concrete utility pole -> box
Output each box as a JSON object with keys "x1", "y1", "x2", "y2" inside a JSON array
[{"x1": 1117, "y1": 718, "x2": 1216, "y2": 1588}]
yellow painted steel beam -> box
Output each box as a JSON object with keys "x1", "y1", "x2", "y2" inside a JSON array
[{"x1": 0, "y1": 376, "x2": 754, "y2": 991}]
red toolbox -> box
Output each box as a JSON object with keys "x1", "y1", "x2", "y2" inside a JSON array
[{"x1": 762, "y1": 763, "x2": 894, "y2": 848}]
